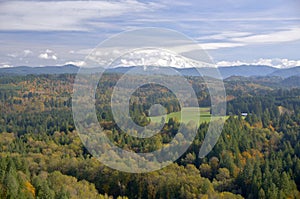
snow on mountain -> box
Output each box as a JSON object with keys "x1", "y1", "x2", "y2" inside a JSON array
[{"x1": 110, "y1": 49, "x2": 214, "y2": 69}]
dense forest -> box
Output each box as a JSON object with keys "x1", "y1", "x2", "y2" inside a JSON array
[{"x1": 0, "y1": 73, "x2": 300, "y2": 198}]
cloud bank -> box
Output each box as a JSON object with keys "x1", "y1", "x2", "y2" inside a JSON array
[{"x1": 217, "y1": 58, "x2": 300, "y2": 68}]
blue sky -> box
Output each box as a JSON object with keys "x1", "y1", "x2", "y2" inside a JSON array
[{"x1": 0, "y1": 0, "x2": 300, "y2": 68}]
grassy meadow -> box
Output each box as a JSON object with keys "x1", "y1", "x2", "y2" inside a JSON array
[{"x1": 149, "y1": 107, "x2": 212, "y2": 124}]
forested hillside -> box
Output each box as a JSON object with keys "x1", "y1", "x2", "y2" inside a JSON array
[{"x1": 0, "y1": 74, "x2": 300, "y2": 198}]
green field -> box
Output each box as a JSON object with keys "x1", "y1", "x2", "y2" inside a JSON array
[{"x1": 149, "y1": 107, "x2": 212, "y2": 124}]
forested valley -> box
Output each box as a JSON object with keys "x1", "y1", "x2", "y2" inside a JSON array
[{"x1": 0, "y1": 73, "x2": 300, "y2": 199}]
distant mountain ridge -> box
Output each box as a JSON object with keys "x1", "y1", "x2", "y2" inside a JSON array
[
  {"x1": 268, "y1": 66, "x2": 300, "y2": 78},
  {"x1": 1, "y1": 64, "x2": 300, "y2": 79},
  {"x1": 218, "y1": 65, "x2": 278, "y2": 78},
  {"x1": 0, "y1": 64, "x2": 79, "y2": 75}
]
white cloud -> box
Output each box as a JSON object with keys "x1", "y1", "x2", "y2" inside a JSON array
[
  {"x1": 45, "y1": 49, "x2": 53, "y2": 54},
  {"x1": 217, "y1": 58, "x2": 300, "y2": 68},
  {"x1": 38, "y1": 49, "x2": 58, "y2": 60},
  {"x1": 39, "y1": 53, "x2": 58, "y2": 60},
  {"x1": 275, "y1": 59, "x2": 300, "y2": 68},
  {"x1": 23, "y1": 49, "x2": 33, "y2": 57},
  {"x1": 64, "y1": 61, "x2": 86, "y2": 67},
  {"x1": 71, "y1": 48, "x2": 93, "y2": 55},
  {"x1": 232, "y1": 27, "x2": 300, "y2": 44},
  {"x1": 0, "y1": 0, "x2": 163, "y2": 31},
  {"x1": 6, "y1": 49, "x2": 33, "y2": 58},
  {"x1": 196, "y1": 27, "x2": 300, "y2": 50},
  {"x1": 179, "y1": 17, "x2": 300, "y2": 23},
  {"x1": 197, "y1": 31, "x2": 253, "y2": 41},
  {"x1": 217, "y1": 60, "x2": 248, "y2": 67},
  {"x1": 197, "y1": 27, "x2": 300, "y2": 50},
  {"x1": 1, "y1": 64, "x2": 13, "y2": 68},
  {"x1": 7, "y1": 53, "x2": 18, "y2": 58},
  {"x1": 201, "y1": 42, "x2": 245, "y2": 50},
  {"x1": 0, "y1": 63, "x2": 13, "y2": 68}
]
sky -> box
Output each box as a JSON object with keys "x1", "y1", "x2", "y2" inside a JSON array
[{"x1": 0, "y1": 0, "x2": 300, "y2": 68}]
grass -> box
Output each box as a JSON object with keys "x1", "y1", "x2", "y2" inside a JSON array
[{"x1": 149, "y1": 107, "x2": 212, "y2": 124}]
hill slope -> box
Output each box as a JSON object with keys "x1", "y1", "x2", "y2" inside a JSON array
[{"x1": 1, "y1": 65, "x2": 300, "y2": 80}]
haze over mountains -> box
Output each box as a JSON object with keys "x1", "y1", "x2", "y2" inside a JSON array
[{"x1": 0, "y1": 64, "x2": 300, "y2": 79}]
